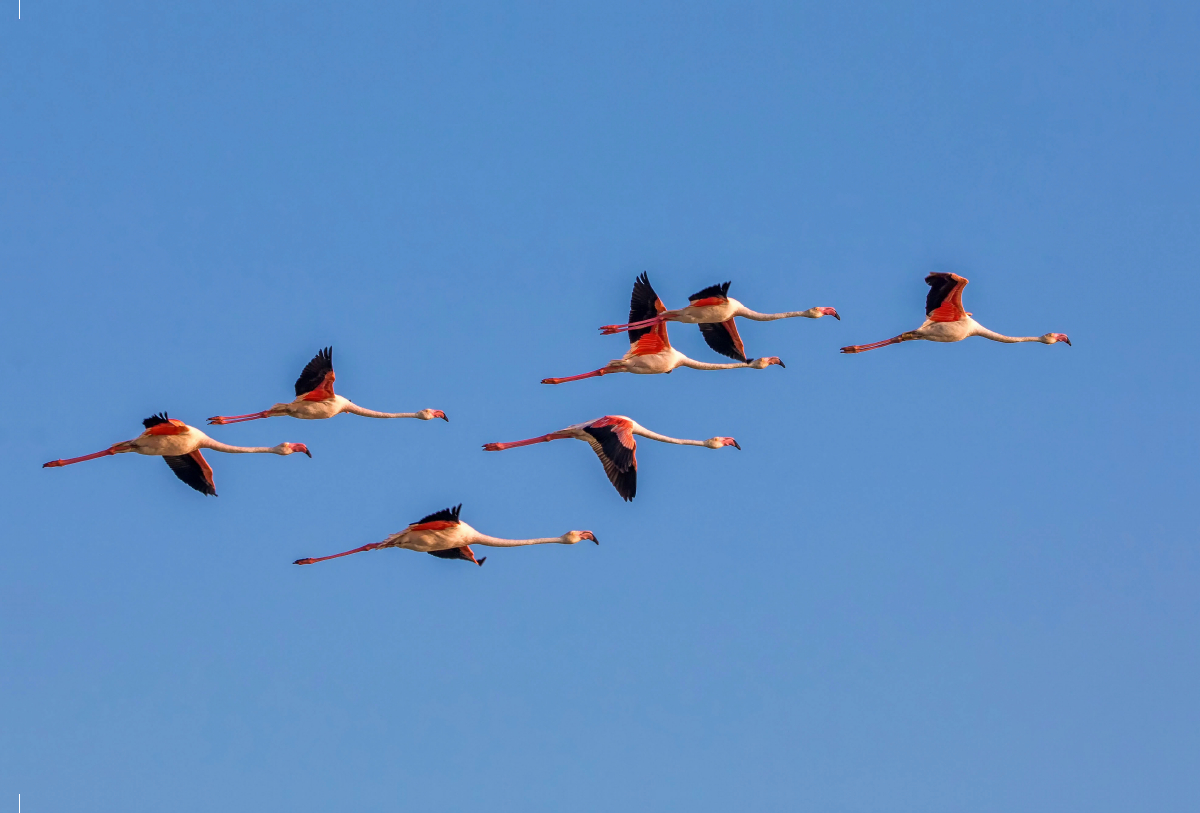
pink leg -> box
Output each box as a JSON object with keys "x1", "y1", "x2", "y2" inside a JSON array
[
  {"x1": 294, "y1": 542, "x2": 384, "y2": 565},
  {"x1": 840, "y1": 336, "x2": 905, "y2": 354},
  {"x1": 598, "y1": 315, "x2": 666, "y2": 335},
  {"x1": 207, "y1": 411, "x2": 272, "y2": 425},
  {"x1": 541, "y1": 367, "x2": 613, "y2": 385},
  {"x1": 483, "y1": 432, "x2": 569, "y2": 451},
  {"x1": 43, "y1": 448, "x2": 117, "y2": 468}
]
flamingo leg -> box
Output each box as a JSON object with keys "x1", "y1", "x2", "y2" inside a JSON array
[
  {"x1": 207, "y1": 411, "x2": 272, "y2": 425},
  {"x1": 541, "y1": 367, "x2": 613, "y2": 385},
  {"x1": 840, "y1": 335, "x2": 906, "y2": 354},
  {"x1": 294, "y1": 542, "x2": 384, "y2": 565},
  {"x1": 43, "y1": 448, "x2": 118, "y2": 468},
  {"x1": 599, "y1": 315, "x2": 666, "y2": 335},
  {"x1": 483, "y1": 432, "x2": 569, "y2": 451}
]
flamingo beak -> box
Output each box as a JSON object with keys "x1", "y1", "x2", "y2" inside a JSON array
[
  {"x1": 731, "y1": 440, "x2": 741, "y2": 450},
  {"x1": 1061, "y1": 335, "x2": 1072, "y2": 346},
  {"x1": 823, "y1": 307, "x2": 840, "y2": 320},
  {"x1": 776, "y1": 359, "x2": 786, "y2": 368},
  {"x1": 293, "y1": 444, "x2": 312, "y2": 458}
]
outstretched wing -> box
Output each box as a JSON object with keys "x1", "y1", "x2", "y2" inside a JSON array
[
  {"x1": 411, "y1": 503, "x2": 462, "y2": 531},
  {"x1": 582, "y1": 420, "x2": 638, "y2": 501},
  {"x1": 295, "y1": 347, "x2": 335, "y2": 397},
  {"x1": 162, "y1": 450, "x2": 217, "y2": 496},
  {"x1": 628, "y1": 272, "x2": 666, "y2": 345},
  {"x1": 698, "y1": 319, "x2": 748, "y2": 362},
  {"x1": 688, "y1": 281, "x2": 731, "y2": 308},
  {"x1": 924, "y1": 273, "x2": 969, "y2": 323}
]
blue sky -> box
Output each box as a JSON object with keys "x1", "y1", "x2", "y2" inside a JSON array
[{"x1": 2, "y1": 2, "x2": 1198, "y2": 810}]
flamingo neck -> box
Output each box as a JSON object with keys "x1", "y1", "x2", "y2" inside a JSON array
[
  {"x1": 630, "y1": 426, "x2": 705, "y2": 446},
  {"x1": 199, "y1": 438, "x2": 283, "y2": 454},
  {"x1": 341, "y1": 403, "x2": 423, "y2": 419},
  {"x1": 736, "y1": 307, "x2": 813, "y2": 321},
  {"x1": 972, "y1": 325, "x2": 1043, "y2": 343},
  {"x1": 468, "y1": 533, "x2": 567, "y2": 548},
  {"x1": 677, "y1": 356, "x2": 751, "y2": 371}
]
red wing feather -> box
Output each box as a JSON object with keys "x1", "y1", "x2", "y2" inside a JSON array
[{"x1": 925, "y1": 273, "x2": 969, "y2": 322}]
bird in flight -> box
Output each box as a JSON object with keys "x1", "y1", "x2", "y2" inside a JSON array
[
  {"x1": 293, "y1": 504, "x2": 598, "y2": 567},
  {"x1": 542, "y1": 274, "x2": 784, "y2": 384},
  {"x1": 208, "y1": 347, "x2": 448, "y2": 425},
  {"x1": 484, "y1": 415, "x2": 739, "y2": 501},
  {"x1": 840, "y1": 273, "x2": 1071, "y2": 354},
  {"x1": 600, "y1": 278, "x2": 838, "y2": 362},
  {"x1": 43, "y1": 413, "x2": 310, "y2": 496}
]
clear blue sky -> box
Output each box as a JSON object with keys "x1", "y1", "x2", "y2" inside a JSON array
[{"x1": 2, "y1": 3, "x2": 1198, "y2": 810}]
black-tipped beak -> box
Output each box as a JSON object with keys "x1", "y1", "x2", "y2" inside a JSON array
[
  {"x1": 732, "y1": 441, "x2": 741, "y2": 450},
  {"x1": 1064, "y1": 338, "x2": 1072, "y2": 346},
  {"x1": 303, "y1": 449, "x2": 313, "y2": 458},
  {"x1": 590, "y1": 534, "x2": 599, "y2": 545},
  {"x1": 441, "y1": 414, "x2": 450, "y2": 422},
  {"x1": 833, "y1": 312, "x2": 841, "y2": 320},
  {"x1": 777, "y1": 360, "x2": 786, "y2": 368}
]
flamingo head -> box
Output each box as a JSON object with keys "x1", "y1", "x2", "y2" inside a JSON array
[
  {"x1": 818, "y1": 307, "x2": 840, "y2": 320},
  {"x1": 278, "y1": 443, "x2": 312, "y2": 457},
  {"x1": 419, "y1": 409, "x2": 449, "y2": 422},
  {"x1": 1044, "y1": 333, "x2": 1071, "y2": 346},
  {"x1": 750, "y1": 356, "x2": 785, "y2": 369},
  {"x1": 705, "y1": 437, "x2": 740, "y2": 450},
  {"x1": 563, "y1": 530, "x2": 599, "y2": 545}
]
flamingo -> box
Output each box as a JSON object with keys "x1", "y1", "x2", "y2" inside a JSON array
[
  {"x1": 42, "y1": 413, "x2": 310, "y2": 496},
  {"x1": 483, "y1": 416, "x2": 738, "y2": 501},
  {"x1": 840, "y1": 273, "x2": 1071, "y2": 354},
  {"x1": 599, "y1": 277, "x2": 839, "y2": 362},
  {"x1": 208, "y1": 347, "x2": 448, "y2": 425},
  {"x1": 293, "y1": 504, "x2": 597, "y2": 567},
  {"x1": 542, "y1": 274, "x2": 784, "y2": 384}
]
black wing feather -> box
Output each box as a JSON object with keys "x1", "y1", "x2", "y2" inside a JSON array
[
  {"x1": 143, "y1": 412, "x2": 171, "y2": 429},
  {"x1": 416, "y1": 504, "x2": 462, "y2": 525},
  {"x1": 294, "y1": 347, "x2": 334, "y2": 397},
  {"x1": 428, "y1": 548, "x2": 479, "y2": 562},
  {"x1": 698, "y1": 322, "x2": 749, "y2": 362},
  {"x1": 924, "y1": 273, "x2": 960, "y2": 316},
  {"x1": 628, "y1": 272, "x2": 663, "y2": 345},
  {"x1": 162, "y1": 454, "x2": 217, "y2": 496},
  {"x1": 582, "y1": 425, "x2": 637, "y2": 501},
  {"x1": 689, "y1": 281, "x2": 731, "y2": 302}
]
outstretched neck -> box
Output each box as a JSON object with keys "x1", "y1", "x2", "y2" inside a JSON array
[
  {"x1": 677, "y1": 356, "x2": 751, "y2": 371},
  {"x1": 972, "y1": 325, "x2": 1043, "y2": 343},
  {"x1": 199, "y1": 438, "x2": 284, "y2": 454},
  {"x1": 469, "y1": 533, "x2": 567, "y2": 548},
  {"x1": 631, "y1": 425, "x2": 706, "y2": 446},
  {"x1": 341, "y1": 403, "x2": 424, "y2": 419},
  {"x1": 736, "y1": 306, "x2": 819, "y2": 321}
]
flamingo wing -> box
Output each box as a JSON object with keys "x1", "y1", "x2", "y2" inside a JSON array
[
  {"x1": 162, "y1": 450, "x2": 217, "y2": 496},
  {"x1": 698, "y1": 319, "x2": 748, "y2": 362},
  {"x1": 628, "y1": 272, "x2": 667, "y2": 345},
  {"x1": 295, "y1": 346, "x2": 336, "y2": 397},
  {"x1": 143, "y1": 412, "x2": 172, "y2": 429},
  {"x1": 924, "y1": 273, "x2": 969, "y2": 322},
  {"x1": 688, "y1": 280, "x2": 731, "y2": 308},
  {"x1": 427, "y1": 546, "x2": 485, "y2": 566},
  {"x1": 582, "y1": 421, "x2": 637, "y2": 501},
  {"x1": 409, "y1": 503, "x2": 463, "y2": 531}
]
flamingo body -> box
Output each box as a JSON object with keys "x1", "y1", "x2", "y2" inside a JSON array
[
  {"x1": 484, "y1": 415, "x2": 738, "y2": 501},
  {"x1": 42, "y1": 413, "x2": 310, "y2": 496},
  {"x1": 293, "y1": 504, "x2": 598, "y2": 567},
  {"x1": 208, "y1": 347, "x2": 448, "y2": 425},
  {"x1": 543, "y1": 274, "x2": 784, "y2": 384},
  {"x1": 840, "y1": 273, "x2": 1071, "y2": 354},
  {"x1": 599, "y1": 278, "x2": 838, "y2": 361}
]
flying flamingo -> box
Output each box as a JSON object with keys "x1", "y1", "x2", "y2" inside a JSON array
[
  {"x1": 208, "y1": 347, "x2": 448, "y2": 425},
  {"x1": 840, "y1": 273, "x2": 1071, "y2": 354},
  {"x1": 293, "y1": 504, "x2": 597, "y2": 567},
  {"x1": 483, "y1": 415, "x2": 739, "y2": 501},
  {"x1": 43, "y1": 413, "x2": 310, "y2": 496},
  {"x1": 542, "y1": 274, "x2": 784, "y2": 384},
  {"x1": 599, "y1": 277, "x2": 839, "y2": 362}
]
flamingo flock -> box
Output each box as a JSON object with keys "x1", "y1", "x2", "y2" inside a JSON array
[{"x1": 43, "y1": 271, "x2": 1070, "y2": 568}]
